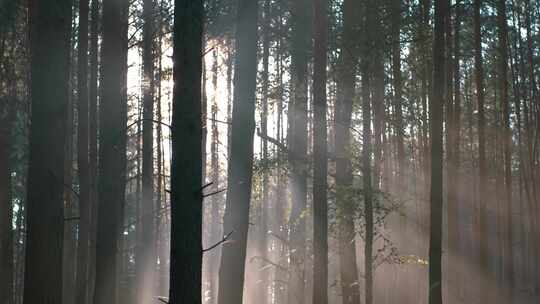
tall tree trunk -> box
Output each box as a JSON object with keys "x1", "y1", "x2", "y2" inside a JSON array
[
  {"x1": 496, "y1": 1, "x2": 513, "y2": 300},
  {"x1": 391, "y1": 0, "x2": 405, "y2": 181},
  {"x1": 138, "y1": 0, "x2": 156, "y2": 302},
  {"x1": 370, "y1": 0, "x2": 385, "y2": 191},
  {"x1": 258, "y1": 2, "x2": 270, "y2": 302},
  {"x1": 24, "y1": 2, "x2": 72, "y2": 304},
  {"x1": 117, "y1": 1, "x2": 129, "y2": 301},
  {"x1": 93, "y1": 0, "x2": 128, "y2": 303},
  {"x1": 288, "y1": 0, "x2": 311, "y2": 302},
  {"x1": 335, "y1": 0, "x2": 360, "y2": 303},
  {"x1": 64, "y1": 43, "x2": 76, "y2": 304},
  {"x1": 360, "y1": 8, "x2": 373, "y2": 303},
  {"x1": 0, "y1": 94, "x2": 14, "y2": 304},
  {"x1": 474, "y1": 0, "x2": 489, "y2": 301},
  {"x1": 447, "y1": 0, "x2": 461, "y2": 300},
  {"x1": 312, "y1": 0, "x2": 328, "y2": 304},
  {"x1": 363, "y1": 1, "x2": 377, "y2": 303},
  {"x1": 429, "y1": 1, "x2": 444, "y2": 304},
  {"x1": 168, "y1": 1, "x2": 204, "y2": 304},
  {"x1": 76, "y1": 1, "x2": 91, "y2": 304},
  {"x1": 208, "y1": 47, "x2": 222, "y2": 304},
  {"x1": 88, "y1": 0, "x2": 100, "y2": 302},
  {"x1": 217, "y1": 0, "x2": 258, "y2": 303},
  {"x1": 524, "y1": 1, "x2": 540, "y2": 291}
]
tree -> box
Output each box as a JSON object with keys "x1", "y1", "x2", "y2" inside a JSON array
[
  {"x1": 138, "y1": 0, "x2": 156, "y2": 302},
  {"x1": 168, "y1": 0, "x2": 204, "y2": 303},
  {"x1": 496, "y1": 1, "x2": 513, "y2": 300},
  {"x1": 288, "y1": 0, "x2": 311, "y2": 302},
  {"x1": 76, "y1": 1, "x2": 91, "y2": 304},
  {"x1": 207, "y1": 47, "x2": 222, "y2": 304},
  {"x1": 217, "y1": 0, "x2": 258, "y2": 303},
  {"x1": 0, "y1": 90, "x2": 14, "y2": 304},
  {"x1": 24, "y1": 1, "x2": 72, "y2": 304},
  {"x1": 391, "y1": 0, "x2": 405, "y2": 180},
  {"x1": 361, "y1": 1, "x2": 374, "y2": 302},
  {"x1": 334, "y1": 0, "x2": 360, "y2": 303},
  {"x1": 87, "y1": 0, "x2": 99, "y2": 301},
  {"x1": 312, "y1": 0, "x2": 328, "y2": 304},
  {"x1": 474, "y1": 0, "x2": 488, "y2": 301},
  {"x1": 93, "y1": 0, "x2": 128, "y2": 303},
  {"x1": 429, "y1": 0, "x2": 445, "y2": 303}
]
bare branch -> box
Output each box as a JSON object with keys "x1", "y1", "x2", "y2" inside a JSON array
[
  {"x1": 203, "y1": 188, "x2": 227, "y2": 198},
  {"x1": 203, "y1": 230, "x2": 234, "y2": 253}
]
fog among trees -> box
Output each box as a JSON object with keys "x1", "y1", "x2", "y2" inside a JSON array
[{"x1": 1, "y1": 0, "x2": 540, "y2": 304}]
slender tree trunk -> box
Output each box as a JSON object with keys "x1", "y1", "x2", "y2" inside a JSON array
[
  {"x1": 429, "y1": 1, "x2": 444, "y2": 304},
  {"x1": 524, "y1": 1, "x2": 540, "y2": 291},
  {"x1": 288, "y1": 0, "x2": 311, "y2": 302},
  {"x1": 335, "y1": 0, "x2": 360, "y2": 303},
  {"x1": 363, "y1": 1, "x2": 378, "y2": 303},
  {"x1": 496, "y1": 2, "x2": 513, "y2": 301},
  {"x1": 0, "y1": 94, "x2": 14, "y2": 304},
  {"x1": 217, "y1": 1, "x2": 258, "y2": 303},
  {"x1": 474, "y1": 0, "x2": 489, "y2": 301},
  {"x1": 24, "y1": 2, "x2": 72, "y2": 304},
  {"x1": 168, "y1": 1, "x2": 204, "y2": 304},
  {"x1": 93, "y1": 0, "x2": 128, "y2": 303},
  {"x1": 360, "y1": 6, "x2": 373, "y2": 302},
  {"x1": 208, "y1": 47, "x2": 222, "y2": 304},
  {"x1": 155, "y1": 18, "x2": 168, "y2": 295},
  {"x1": 447, "y1": 0, "x2": 461, "y2": 300},
  {"x1": 312, "y1": 0, "x2": 328, "y2": 304},
  {"x1": 391, "y1": 0, "x2": 405, "y2": 181},
  {"x1": 117, "y1": 1, "x2": 129, "y2": 301},
  {"x1": 258, "y1": 2, "x2": 270, "y2": 302},
  {"x1": 76, "y1": 1, "x2": 91, "y2": 304},
  {"x1": 63, "y1": 43, "x2": 76, "y2": 304},
  {"x1": 138, "y1": 0, "x2": 156, "y2": 302},
  {"x1": 88, "y1": 0, "x2": 99, "y2": 302}
]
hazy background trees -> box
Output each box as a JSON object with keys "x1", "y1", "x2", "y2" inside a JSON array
[{"x1": 1, "y1": 1, "x2": 540, "y2": 304}]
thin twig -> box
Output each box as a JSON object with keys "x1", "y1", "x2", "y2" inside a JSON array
[
  {"x1": 208, "y1": 118, "x2": 231, "y2": 125},
  {"x1": 157, "y1": 297, "x2": 169, "y2": 304},
  {"x1": 203, "y1": 188, "x2": 227, "y2": 198},
  {"x1": 203, "y1": 230, "x2": 234, "y2": 253}
]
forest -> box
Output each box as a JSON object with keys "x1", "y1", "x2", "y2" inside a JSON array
[{"x1": 0, "y1": 0, "x2": 539, "y2": 304}]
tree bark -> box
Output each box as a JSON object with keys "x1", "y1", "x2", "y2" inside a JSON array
[
  {"x1": 168, "y1": 1, "x2": 204, "y2": 304},
  {"x1": 447, "y1": 0, "x2": 461, "y2": 300},
  {"x1": 288, "y1": 0, "x2": 311, "y2": 302},
  {"x1": 216, "y1": 1, "x2": 258, "y2": 304},
  {"x1": 76, "y1": 1, "x2": 91, "y2": 304},
  {"x1": 0, "y1": 91, "x2": 14, "y2": 304},
  {"x1": 474, "y1": 0, "x2": 489, "y2": 301},
  {"x1": 87, "y1": 0, "x2": 99, "y2": 302},
  {"x1": 335, "y1": 0, "x2": 360, "y2": 303},
  {"x1": 24, "y1": 2, "x2": 72, "y2": 304},
  {"x1": 93, "y1": 0, "x2": 128, "y2": 303},
  {"x1": 391, "y1": 0, "x2": 405, "y2": 181},
  {"x1": 496, "y1": 1, "x2": 514, "y2": 300},
  {"x1": 138, "y1": 0, "x2": 156, "y2": 302},
  {"x1": 429, "y1": 1, "x2": 444, "y2": 304},
  {"x1": 312, "y1": 0, "x2": 328, "y2": 304},
  {"x1": 208, "y1": 47, "x2": 222, "y2": 304},
  {"x1": 257, "y1": 2, "x2": 270, "y2": 302}
]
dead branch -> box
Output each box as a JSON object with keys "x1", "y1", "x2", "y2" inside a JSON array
[
  {"x1": 203, "y1": 188, "x2": 227, "y2": 198},
  {"x1": 203, "y1": 230, "x2": 234, "y2": 253}
]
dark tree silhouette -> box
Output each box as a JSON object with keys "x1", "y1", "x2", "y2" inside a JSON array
[
  {"x1": 24, "y1": 1, "x2": 72, "y2": 304},
  {"x1": 168, "y1": 0, "x2": 204, "y2": 304},
  {"x1": 217, "y1": 0, "x2": 259, "y2": 304},
  {"x1": 93, "y1": 0, "x2": 128, "y2": 303}
]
